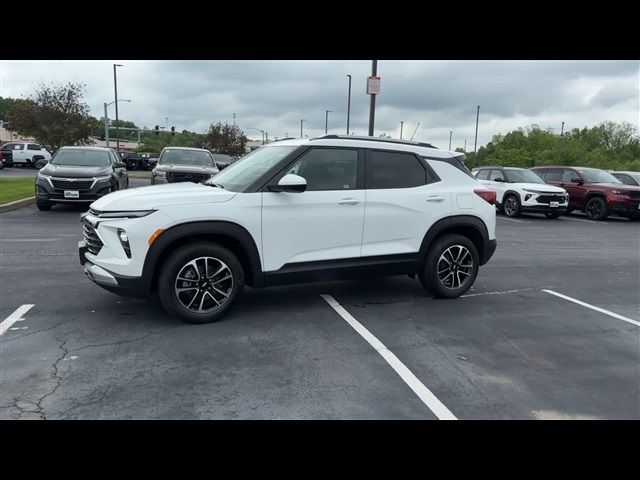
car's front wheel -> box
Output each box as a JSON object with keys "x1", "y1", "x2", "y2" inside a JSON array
[
  {"x1": 158, "y1": 242, "x2": 245, "y2": 324},
  {"x1": 503, "y1": 194, "x2": 521, "y2": 217},
  {"x1": 585, "y1": 197, "x2": 608, "y2": 220},
  {"x1": 419, "y1": 233, "x2": 479, "y2": 298}
]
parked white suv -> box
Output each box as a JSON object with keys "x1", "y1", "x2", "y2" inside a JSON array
[
  {"x1": 1, "y1": 142, "x2": 52, "y2": 167},
  {"x1": 79, "y1": 136, "x2": 497, "y2": 323},
  {"x1": 473, "y1": 166, "x2": 569, "y2": 218}
]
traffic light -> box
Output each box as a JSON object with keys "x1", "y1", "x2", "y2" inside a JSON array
[
  {"x1": 155, "y1": 125, "x2": 159, "y2": 135},
  {"x1": 171, "y1": 126, "x2": 175, "y2": 136}
]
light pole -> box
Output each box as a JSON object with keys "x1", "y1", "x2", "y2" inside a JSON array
[
  {"x1": 300, "y1": 119, "x2": 305, "y2": 138},
  {"x1": 233, "y1": 113, "x2": 237, "y2": 126},
  {"x1": 400, "y1": 121, "x2": 404, "y2": 140},
  {"x1": 473, "y1": 105, "x2": 480, "y2": 154},
  {"x1": 346, "y1": 74, "x2": 352, "y2": 135},
  {"x1": 103, "y1": 99, "x2": 131, "y2": 148},
  {"x1": 464, "y1": 139, "x2": 467, "y2": 153},
  {"x1": 247, "y1": 127, "x2": 265, "y2": 145},
  {"x1": 449, "y1": 131, "x2": 453, "y2": 150},
  {"x1": 325, "y1": 110, "x2": 332, "y2": 134},
  {"x1": 561, "y1": 121, "x2": 565, "y2": 136},
  {"x1": 113, "y1": 64, "x2": 123, "y2": 153}
]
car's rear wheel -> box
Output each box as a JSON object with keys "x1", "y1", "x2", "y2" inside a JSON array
[
  {"x1": 503, "y1": 194, "x2": 521, "y2": 217},
  {"x1": 419, "y1": 233, "x2": 479, "y2": 298},
  {"x1": 158, "y1": 242, "x2": 244, "y2": 324},
  {"x1": 585, "y1": 197, "x2": 608, "y2": 220}
]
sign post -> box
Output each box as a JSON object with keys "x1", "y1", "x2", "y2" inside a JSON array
[{"x1": 367, "y1": 61, "x2": 379, "y2": 136}]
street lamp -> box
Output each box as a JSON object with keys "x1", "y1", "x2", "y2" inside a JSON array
[
  {"x1": 400, "y1": 121, "x2": 404, "y2": 140},
  {"x1": 449, "y1": 131, "x2": 453, "y2": 150},
  {"x1": 103, "y1": 99, "x2": 131, "y2": 148},
  {"x1": 325, "y1": 110, "x2": 332, "y2": 134},
  {"x1": 247, "y1": 127, "x2": 265, "y2": 145},
  {"x1": 300, "y1": 119, "x2": 306, "y2": 138},
  {"x1": 113, "y1": 64, "x2": 123, "y2": 153},
  {"x1": 346, "y1": 74, "x2": 352, "y2": 135}
]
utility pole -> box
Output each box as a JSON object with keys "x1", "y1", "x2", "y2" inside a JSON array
[
  {"x1": 400, "y1": 121, "x2": 404, "y2": 140},
  {"x1": 464, "y1": 139, "x2": 467, "y2": 152},
  {"x1": 473, "y1": 105, "x2": 480, "y2": 154},
  {"x1": 325, "y1": 110, "x2": 332, "y2": 134},
  {"x1": 346, "y1": 74, "x2": 352, "y2": 135},
  {"x1": 368, "y1": 60, "x2": 378, "y2": 136},
  {"x1": 233, "y1": 113, "x2": 237, "y2": 126},
  {"x1": 113, "y1": 64, "x2": 123, "y2": 153},
  {"x1": 103, "y1": 103, "x2": 110, "y2": 148},
  {"x1": 449, "y1": 131, "x2": 453, "y2": 150},
  {"x1": 561, "y1": 121, "x2": 565, "y2": 136},
  {"x1": 300, "y1": 119, "x2": 305, "y2": 138}
]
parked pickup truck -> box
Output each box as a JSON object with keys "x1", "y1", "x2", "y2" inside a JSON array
[{"x1": 1, "y1": 142, "x2": 52, "y2": 167}]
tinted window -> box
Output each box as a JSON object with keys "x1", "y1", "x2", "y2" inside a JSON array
[
  {"x1": 367, "y1": 150, "x2": 426, "y2": 189},
  {"x1": 503, "y1": 169, "x2": 545, "y2": 183},
  {"x1": 476, "y1": 169, "x2": 490, "y2": 180},
  {"x1": 562, "y1": 169, "x2": 577, "y2": 183},
  {"x1": 614, "y1": 174, "x2": 637, "y2": 186},
  {"x1": 489, "y1": 169, "x2": 504, "y2": 181},
  {"x1": 27, "y1": 144, "x2": 41, "y2": 151},
  {"x1": 284, "y1": 148, "x2": 358, "y2": 191},
  {"x1": 544, "y1": 169, "x2": 563, "y2": 181},
  {"x1": 160, "y1": 149, "x2": 214, "y2": 166},
  {"x1": 51, "y1": 149, "x2": 111, "y2": 166},
  {"x1": 578, "y1": 169, "x2": 621, "y2": 184},
  {"x1": 13, "y1": 144, "x2": 24, "y2": 150}
]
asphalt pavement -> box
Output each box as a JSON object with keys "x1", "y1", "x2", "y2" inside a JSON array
[{"x1": 1, "y1": 194, "x2": 638, "y2": 419}]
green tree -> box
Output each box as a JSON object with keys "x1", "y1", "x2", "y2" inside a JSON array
[
  {"x1": 203, "y1": 122, "x2": 247, "y2": 156},
  {"x1": 8, "y1": 82, "x2": 93, "y2": 150}
]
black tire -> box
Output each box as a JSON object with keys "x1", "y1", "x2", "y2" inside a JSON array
[
  {"x1": 36, "y1": 200, "x2": 52, "y2": 211},
  {"x1": 585, "y1": 197, "x2": 608, "y2": 221},
  {"x1": 502, "y1": 194, "x2": 521, "y2": 217},
  {"x1": 158, "y1": 242, "x2": 245, "y2": 324},
  {"x1": 125, "y1": 178, "x2": 130, "y2": 189},
  {"x1": 418, "y1": 233, "x2": 479, "y2": 298},
  {"x1": 545, "y1": 213, "x2": 561, "y2": 219}
]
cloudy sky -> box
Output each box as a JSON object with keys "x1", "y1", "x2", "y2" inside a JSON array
[{"x1": 1, "y1": 60, "x2": 638, "y2": 150}]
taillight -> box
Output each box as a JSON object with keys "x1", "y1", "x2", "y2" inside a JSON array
[{"x1": 474, "y1": 188, "x2": 496, "y2": 205}]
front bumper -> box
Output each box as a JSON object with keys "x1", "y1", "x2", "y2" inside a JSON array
[
  {"x1": 79, "y1": 240, "x2": 149, "y2": 298},
  {"x1": 37, "y1": 176, "x2": 113, "y2": 203},
  {"x1": 609, "y1": 200, "x2": 640, "y2": 217}
]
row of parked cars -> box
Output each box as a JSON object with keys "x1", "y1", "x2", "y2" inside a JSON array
[{"x1": 472, "y1": 165, "x2": 640, "y2": 221}]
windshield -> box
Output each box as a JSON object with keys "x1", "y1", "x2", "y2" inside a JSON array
[
  {"x1": 504, "y1": 169, "x2": 545, "y2": 184},
  {"x1": 160, "y1": 149, "x2": 215, "y2": 166},
  {"x1": 207, "y1": 146, "x2": 299, "y2": 192},
  {"x1": 51, "y1": 149, "x2": 111, "y2": 166},
  {"x1": 578, "y1": 169, "x2": 621, "y2": 184}
]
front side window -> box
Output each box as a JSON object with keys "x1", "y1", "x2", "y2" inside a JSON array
[
  {"x1": 504, "y1": 169, "x2": 545, "y2": 184},
  {"x1": 51, "y1": 149, "x2": 111, "y2": 166},
  {"x1": 562, "y1": 169, "x2": 578, "y2": 183},
  {"x1": 27, "y1": 144, "x2": 41, "y2": 151},
  {"x1": 283, "y1": 148, "x2": 358, "y2": 191},
  {"x1": 14, "y1": 144, "x2": 24, "y2": 151},
  {"x1": 489, "y1": 169, "x2": 504, "y2": 181},
  {"x1": 366, "y1": 150, "x2": 426, "y2": 189},
  {"x1": 159, "y1": 149, "x2": 214, "y2": 166},
  {"x1": 614, "y1": 174, "x2": 635, "y2": 185},
  {"x1": 476, "y1": 169, "x2": 490, "y2": 180}
]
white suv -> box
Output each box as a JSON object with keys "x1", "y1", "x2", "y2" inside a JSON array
[
  {"x1": 473, "y1": 166, "x2": 569, "y2": 218},
  {"x1": 79, "y1": 136, "x2": 497, "y2": 323}
]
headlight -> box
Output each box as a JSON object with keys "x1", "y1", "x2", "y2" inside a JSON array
[
  {"x1": 117, "y1": 228, "x2": 131, "y2": 258},
  {"x1": 37, "y1": 172, "x2": 53, "y2": 187},
  {"x1": 153, "y1": 169, "x2": 166, "y2": 177},
  {"x1": 610, "y1": 189, "x2": 626, "y2": 195},
  {"x1": 94, "y1": 175, "x2": 112, "y2": 182}
]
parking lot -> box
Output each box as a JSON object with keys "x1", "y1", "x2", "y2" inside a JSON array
[{"x1": 1, "y1": 184, "x2": 639, "y2": 419}]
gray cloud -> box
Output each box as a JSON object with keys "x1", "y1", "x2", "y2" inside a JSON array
[{"x1": 1, "y1": 60, "x2": 638, "y2": 150}]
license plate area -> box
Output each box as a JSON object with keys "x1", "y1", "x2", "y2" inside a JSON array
[
  {"x1": 64, "y1": 190, "x2": 80, "y2": 199},
  {"x1": 550, "y1": 201, "x2": 559, "y2": 208}
]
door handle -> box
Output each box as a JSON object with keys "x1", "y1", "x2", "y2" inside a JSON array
[
  {"x1": 426, "y1": 195, "x2": 444, "y2": 202},
  {"x1": 338, "y1": 198, "x2": 360, "y2": 205}
]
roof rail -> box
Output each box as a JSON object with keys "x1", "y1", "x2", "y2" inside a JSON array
[{"x1": 311, "y1": 134, "x2": 437, "y2": 149}]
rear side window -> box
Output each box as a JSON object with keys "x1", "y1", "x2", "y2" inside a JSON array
[
  {"x1": 13, "y1": 144, "x2": 24, "y2": 150},
  {"x1": 489, "y1": 169, "x2": 504, "y2": 181},
  {"x1": 366, "y1": 150, "x2": 427, "y2": 189},
  {"x1": 544, "y1": 169, "x2": 563, "y2": 181},
  {"x1": 27, "y1": 144, "x2": 41, "y2": 151},
  {"x1": 476, "y1": 169, "x2": 490, "y2": 180}
]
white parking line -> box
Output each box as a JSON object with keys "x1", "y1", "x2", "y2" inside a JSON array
[
  {"x1": 558, "y1": 216, "x2": 607, "y2": 225},
  {"x1": 321, "y1": 294, "x2": 457, "y2": 420},
  {"x1": 497, "y1": 217, "x2": 526, "y2": 223},
  {"x1": 542, "y1": 290, "x2": 640, "y2": 327},
  {"x1": 0, "y1": 304, "x2": 35, "y2": 335}
]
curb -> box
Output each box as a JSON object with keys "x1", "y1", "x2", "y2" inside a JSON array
[{"x1": 0, "y1": 196, "x2": 36, "y2": 213}]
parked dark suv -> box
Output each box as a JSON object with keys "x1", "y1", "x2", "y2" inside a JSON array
[
  {"x1": 35, "y1": 147, "x2": 129, "y2": 211},
  {"x1": 531, "y1": 166, "x2": 640, "y2": 220}
]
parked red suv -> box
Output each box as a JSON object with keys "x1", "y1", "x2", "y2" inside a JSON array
[{"x1": 531, "y1": 166, "x2": 640, "y2": 220}]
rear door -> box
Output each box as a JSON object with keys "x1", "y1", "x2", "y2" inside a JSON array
[{"x1": 361, "y1": 149, "x2": 449, "y2": 258}]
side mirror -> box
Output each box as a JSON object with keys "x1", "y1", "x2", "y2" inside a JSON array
[
  {"x1": 570, "y1": 177, "x2": 582, "y2": 184},
  {"x1": 270, "y1": 173, "x2": 307, "y2": 193}
]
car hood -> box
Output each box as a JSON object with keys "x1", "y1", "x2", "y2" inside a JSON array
[
  {"x1": 155, "y1": 164, "x2": 219, "y2": 174},
  {"x1": 41, "y1": 164, "x2": 113, "y2": 177},
  {"x1": 90, "y1": 183, "x2": 236, "y2": 211},
  {"x1": 516, "y1": 183, "x2": 566, "y2": 193}
]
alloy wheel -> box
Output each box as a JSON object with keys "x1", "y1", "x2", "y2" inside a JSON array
[
  {"x1": 174, "y1": 257, "x2": 233, "y2": 313},
  {"x1": 437, "y1": 245, "x2": 474, "y2": 290},
  {"x1": 504, "y1": 197, "x2": 517, "y2": 216}
]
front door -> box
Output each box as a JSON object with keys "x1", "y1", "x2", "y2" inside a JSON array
[
  {"x1": 560, "y1": 168, "x2": 587, "y2": 209},
  {"x1": 261, "y1": 147, "x2": 365, "y2": 272}
]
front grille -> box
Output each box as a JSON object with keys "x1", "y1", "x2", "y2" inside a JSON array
[
  {"x1": 167, "y1": 172, "x2": 209, "y2": 183},
  {"x1": 52, "y1": 178, "x2": 94, "y2": 190},
  {"x1": 627, "y1": 190, "x2": 640, "y2": 199},
  {"x1": 83, "y1": 219, "x2": 103, "y2": 255},
  {"x1": 536, "y1": 194, "x2": 566, "y2": 204}
]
